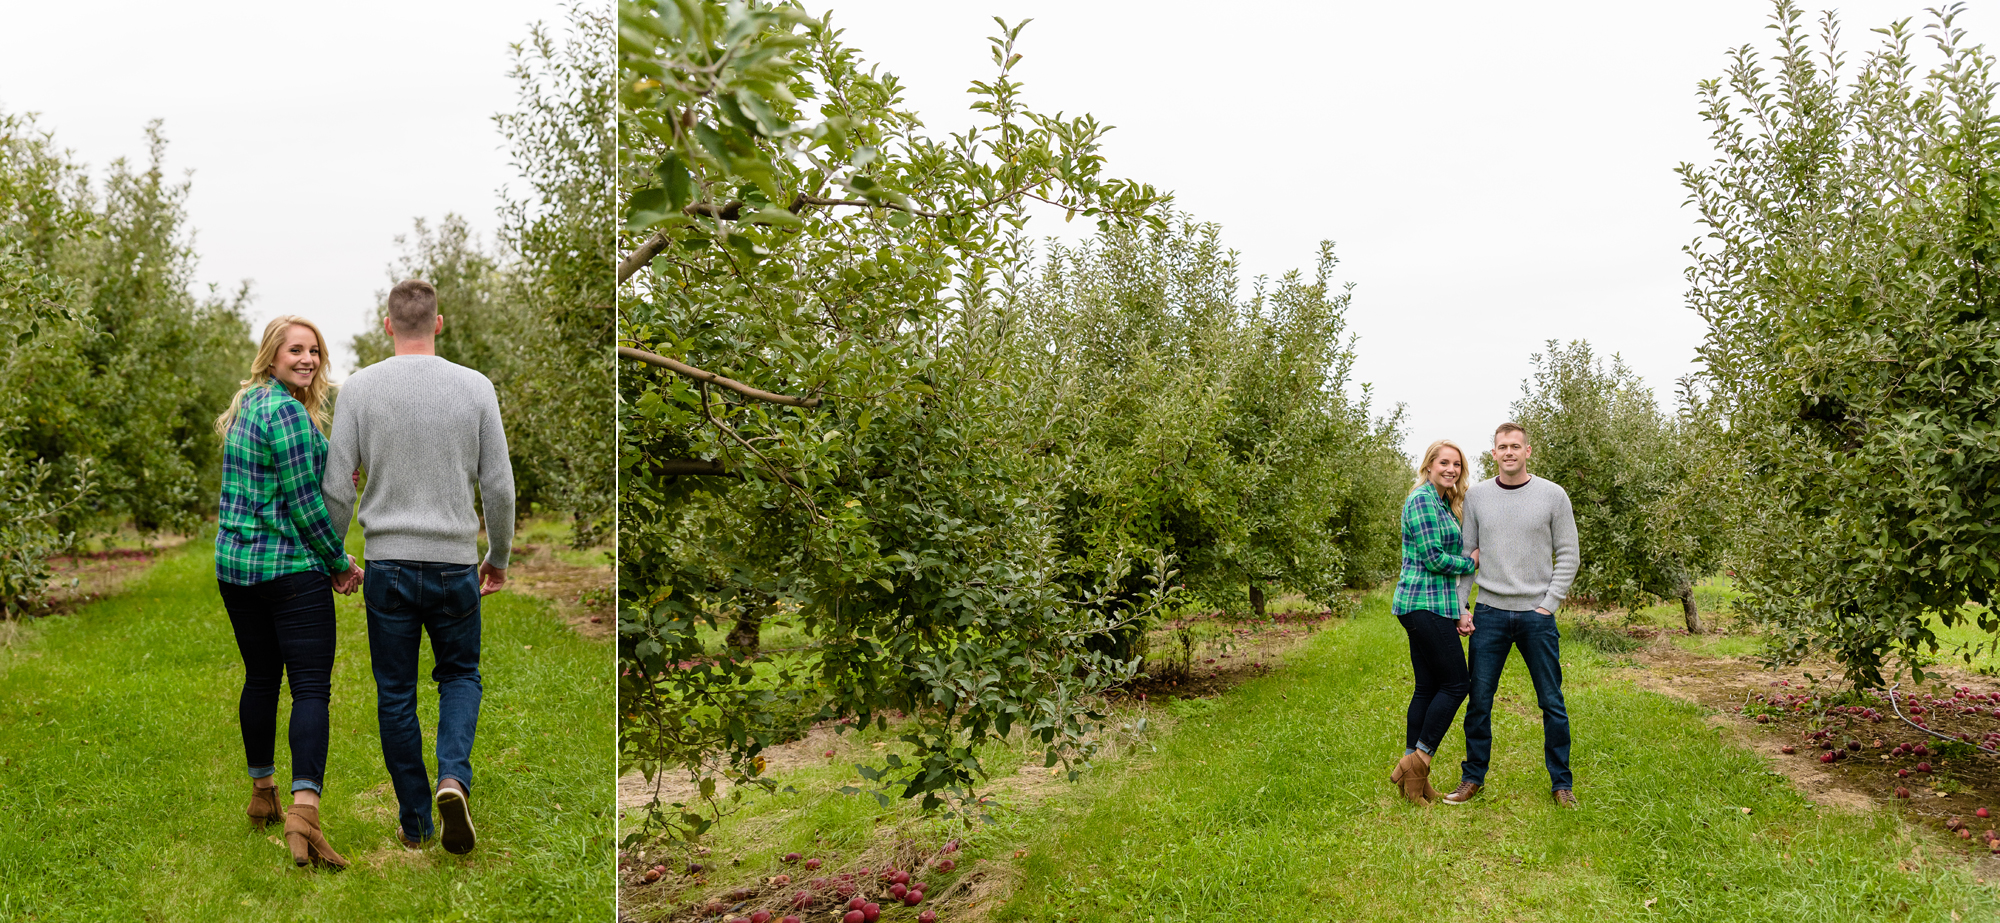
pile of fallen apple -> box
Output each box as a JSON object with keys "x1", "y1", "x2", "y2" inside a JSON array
[{"x1": 634, "y1": 841, "x2": 966, "y2": 922}]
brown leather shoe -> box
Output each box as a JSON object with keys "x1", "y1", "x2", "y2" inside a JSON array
[
  {"x1": 1441, "y1": 781, "x2": 1481, "y2": 805},
  {"x1": 1552, "y1": 789, "x2": 1579, "y2": 807},
  {"x1": 283, "y1": 804, "x2": 350, "y2": 869},
  {"x1": 247, "y1": 782, "x2": 282, "y2": 827},
  {"x1": 394, "y1": 827, "x2": 431, "y2": 851},
  {"x1": 1390, "y1": 751, "x2": 1432, "y2": 806}
]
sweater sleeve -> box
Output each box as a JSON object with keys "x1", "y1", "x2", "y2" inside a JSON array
[
  {"x1": 267, "y1": 401, "x2": 350, "y2": 574},
  {"x1": 477, "y1": 378, "x2": 516, "y2": 569},
  {"x1": 322, "y1": 387, "x2": 359, "y2": 548},
  {"x1": 1457, "y1": 489, "x2": 1479, "y2": 611},
  {"x1": 1541, "y1": 486, "x2": 1579, "y2": 613}
]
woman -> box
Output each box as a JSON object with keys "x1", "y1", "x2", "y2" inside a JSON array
[
  {"x1": 1388, "y1": 439, "x2": 1478, "y2": 806},
  {"x1": 213, "y1": 315, "x2": 363, "y2": 868}
]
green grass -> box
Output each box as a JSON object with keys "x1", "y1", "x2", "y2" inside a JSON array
[
  {"x1": 995, "y1": 590, "x2": 1995, "y2": 921},
  {"x1": 626, "y1": 589, "x2": 1994, "y2": 922},
  {"x1": 0, "y1": 529, "x2": 613, "y2": 922}
]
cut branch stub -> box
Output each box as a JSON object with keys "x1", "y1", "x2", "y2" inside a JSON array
[
  {"x1": 652, "y1": 458, "x2": 735, "y2": 477},
  {"x1": 618, "y1": 346, "x2": 822, "y2": 408}
]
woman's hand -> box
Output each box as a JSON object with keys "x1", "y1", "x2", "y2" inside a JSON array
[
  {"x1": 332, "y1": 555, "x2": 364, "y2": 595},
  {"x1": 1457, "y1": 611, "x2": 1475, "y2": 636},
  {"x1": 1470, "y1": 548, "x2": 1480, "y2": 568}
]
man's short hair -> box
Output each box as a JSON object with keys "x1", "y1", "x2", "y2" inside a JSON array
[
  {"x1": 386, "y1": 280, "x2": 438, "y2": 336},
  {"x1": 1494, "y1": 421, "x2": 1528, "y2": 443}
]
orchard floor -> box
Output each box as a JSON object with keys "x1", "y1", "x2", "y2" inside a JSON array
[
  {"x1": 623, "y1": 591, "x2": 1999, "y2": 923},
  {"x1": 0, "y1": 526, "x2": 614, "y2": 923}
]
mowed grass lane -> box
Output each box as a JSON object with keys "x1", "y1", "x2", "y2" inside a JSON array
[
  {"x1": 0, "y1": 530, "x2": 612, "y2": 922},
  {"x1": 998, "y1": 591, "x2": 1995, "y2": 923}
]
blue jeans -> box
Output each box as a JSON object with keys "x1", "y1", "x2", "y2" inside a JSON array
[
  {"x1": 218, "y1": 570, "x2": 336, "y2": 794},
  {"x1": 1460, "y1": 603, "x2": 1572, "y2": 791},
  {"x1": 364, "y1": 559, "x2": 483, "y2": 840}
]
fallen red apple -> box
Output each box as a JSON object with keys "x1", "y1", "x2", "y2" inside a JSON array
[
  {"x1": 791, "y1": 890, "x2": 813, "y2": 909},
  {"x1": 919, "y1": 913, "x2": 937, "y2": 923},
  {"x1": 1780, "y1": 746, "x2": 1796, "y2": 755},
  {"x1": 1980, "y1": 808, "x2": 1992, "y2": 819},
  {"x1": 904, "y1": 891, "x2": 924, "y2": 906},
  {"x1": 863, "y1": 902, "x2": 882, "y2": 922},
  {"x1": 771, "y1": 874, "x2": 791, "y2": 886},
  {"x1": 806, "y1": 858, "x2": 822, "y2": 870},
  {"x1": 843, "y1": 912, "x2": 864, "y2": 923},
  {"x1": 848, "y1": 898, "x2": 867, "y2": 911},
  {"x1": 643, "y1": 868, "x2": 661, "y2": 882},
  {"x1": 1896, "y1": 787, "x2": 1912, "y2": 798},
  {"x1": 936, "y1": 858, "x2": 956, "y2": 872},
  {"x1": 783, "y1": 917, "x2": 801, "y2": 923},
  {"x1": 889, "y1": 883, "x2": 907, "y2": 899},
  {"x1": 1897, "y1": 769, "x2": 1910, "y2": 778},
  {"x1": 1916, "y1": 761, "x2": 1933, "y2": 773},
  {"x1": 751, "y1": 912, "x2": 772, "y2": 923},
  {"x1": 824, "y1": 749, "x2": 835, "y2": 758},
  {"x1": 1820, "y1": 752, "x2": 1835, "y2": 764},
  {"x1": 891, "y1": 870, "x2": 911, "y2": 885},
  {"x1": 783, "y1": 852, "x2": 802, "y2": 864}
]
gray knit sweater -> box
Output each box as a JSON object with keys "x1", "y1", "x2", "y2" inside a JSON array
[
  {"x1": 1456, "y1": 475, "x2": 1579, "y2": 614},
  {"x1": 322, "y1": 355, "x2": 514, "y2": 568}
]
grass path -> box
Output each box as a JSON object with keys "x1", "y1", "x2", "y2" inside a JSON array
[
  {"x1": 0, "y1": 530, "x2": 613, "y2": 922},
  {"x1": 992, "y1": 591, "x2": 1996, "y2": 922}
]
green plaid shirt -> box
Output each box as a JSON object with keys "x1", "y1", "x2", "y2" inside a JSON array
[
  {"x1": 1392, "y1": 483, "x2": 1476, "y2": 616},
  {"x1": 215, "y1": 382, "x2": 349, "y2": 586}
]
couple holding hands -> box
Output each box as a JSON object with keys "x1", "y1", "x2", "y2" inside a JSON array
[
  {"x1": 1390, "y1": 422, "x2": 1580, "y2": 807},
  {"x1": 211, "y1": 281, "x2": 514, "y2": 867}
]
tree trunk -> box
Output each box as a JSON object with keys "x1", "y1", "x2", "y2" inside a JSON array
[
  {"x1": 726, "y1": 596, "x2": 771, "y2": 654},
  {"x1": 1679, "y1": 585, "x2": 1703, "y2": 634},
  {"x1": 1249, "y1": 582, "x2": 1266, "y2": 619}
]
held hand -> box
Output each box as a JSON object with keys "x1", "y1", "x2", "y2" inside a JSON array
[
  {"x1": 351, "y1": 469, "x2": 360, "y2": 489},
  {"x1": 333, "y1": 557, "x2": 363, "y2": 595},
  {"x1": 1470, "y1": 548, "x2": 1480, "y2": 567},
  {"x1": 1457, "y1": 613, "x2": 1475, "y2": 636},
  {"x1": 478, "y1": 562, "x2": 506, "y2": 596}
]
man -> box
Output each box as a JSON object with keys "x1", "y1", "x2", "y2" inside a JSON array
[
  {"x1": 1442, "y1": 421, "x2": 1579, "y2": 806},
  {"x1": 324, "y1": 279, "x2": 514, "y2": 853}
]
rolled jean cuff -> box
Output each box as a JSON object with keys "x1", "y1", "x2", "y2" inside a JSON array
[
  {"x1": 291, "y1": 778, "x2": 323, "y2": 795},
  {"x1": 1415, "y1": 742, "x2": 1435, "y2": 755},
  {"x1": 248, "y1": 765, "x2": 277, "y2": 779}
]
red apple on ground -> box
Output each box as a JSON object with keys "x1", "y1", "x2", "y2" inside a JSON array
[
  {"x1": 843, "y1": 912, "x2": 864, "y2": 923},
  {"x1": 1980, "y1": 808, "x2": 1992, "y2": 819},
  {"x1": 904, "y1": 891, "x2": 924, "y2": 906},
  {"x1": 848, "y1": 898, "x2": 866, "y2": 911},
  {"x1": 1916, "y1": 761, "x2": 1933, "y2": 773},
  {"x1": 863, "y1": 902, "x2": 881, "y2": 922},
  {"x1": 643, "y1": 868, "x2": 661, "y2": 882},
  {"x1": 919, "y1": 913, "x2": 937, "y2": 923},
  {"x1": 1780, "y1": 746, "x2": 1796, "y2": 754},
  {"x1": 936, "y1": 858, "x2": 956, "y2": 872},
  {"x1": 783, "y1": 917, "x2": 801, "y2": 923},
  {"x1": 751, "y1": 912, "x2": 772, "y2": 923},
  {"x1": 889, "y1": 883, "x2": 907, "y2": 899},
  {"x1": 806, "y1": 858, "x2": 822, "y2": 870}
]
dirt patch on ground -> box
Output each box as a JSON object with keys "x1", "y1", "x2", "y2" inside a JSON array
[
  {"x1": 502, "y1": 539, "x2": 612, "y2": 639},
  {"x1": 1611, "y1": 622, "x2": 2000, "y2": 871},
  {"x1": 38, "y1": 533, "x2": 191, "y2": 613}
]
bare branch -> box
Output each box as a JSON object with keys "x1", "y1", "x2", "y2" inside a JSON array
[
  {"x1": 651, "y1": 458, "x2": 736, "y2": 477},
  {"x1": 619, "y1": 346, "x2": 823, "y2": 408}
]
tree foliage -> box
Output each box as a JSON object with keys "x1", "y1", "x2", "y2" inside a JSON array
[
  {"x1": 1683, "y1": 0, "x2": 2000, "y2": 684},
  {"x1": 1502, "y1": 340, "x2": 1733, "y2": 631},
  {"x1": 615, "y1": 0, "x2": 1406, "y2": 847},
  {"x1": 1, "y1": 112, "x2": 249, "y2": 614}
]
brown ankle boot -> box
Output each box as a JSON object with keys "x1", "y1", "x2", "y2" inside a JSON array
[
  {"x1": 1391, "y1": 751, "x2": 1432, "y2": 806},
  {"x1": 247, "y1": 783, "x2": 282, "y2": 827},
  {"x1": 283, "y1": 804, "x2": 350, "y2": 869}
]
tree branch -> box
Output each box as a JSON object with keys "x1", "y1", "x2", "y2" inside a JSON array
[
  {"x1": 651, "y1": 458, "x2": 737, "y2": 478},
  {"x1": 618, "y1": 346, "x2": 822, "y2": 408},
  {"x1": 618, "y1": 193, "x2": 949, "y2": 283}
]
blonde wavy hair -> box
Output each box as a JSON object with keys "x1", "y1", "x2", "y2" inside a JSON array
[
  {"x1": 214, "y1": 315, "x2": 333, "y2": 437},
  {"x1": 1409, "y1": 438, "x2": 1470, "y2": 519}
]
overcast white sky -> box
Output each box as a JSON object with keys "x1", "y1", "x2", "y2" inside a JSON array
[
  {"x1": 0, "y1": 0, "x2": 577, "y2": 379},
  {"x1": 811, "y1": 0, "x2": 1979, "y2": 461}
]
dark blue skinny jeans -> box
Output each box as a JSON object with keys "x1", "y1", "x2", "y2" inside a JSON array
[
  {"x1": 1396, "y1": 609, "x2": 1470, "y2": 754},
  {"x1": 219, "y1": 570, "x2": 336, "y2": 794},
  {"x1": 364, "y1": 559, "x2": 483, "y2": 841},
  {"x1": 1460, "y1": 602, "x2": 1572, "y2": 791}
]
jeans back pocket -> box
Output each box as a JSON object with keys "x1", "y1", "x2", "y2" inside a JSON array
[{"x1": 440, "y1": 565, "x2": 481, "y2": 619}]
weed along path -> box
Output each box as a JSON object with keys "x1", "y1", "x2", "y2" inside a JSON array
[
  {"x1": 0, "y1": 529, "x2": 613, "y2": 922},
  {"x1": 996, "y1": 592, "x2": 1996, "y2": 922}
]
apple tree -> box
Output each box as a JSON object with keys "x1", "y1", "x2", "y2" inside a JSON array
[{"x1": 1682, "y1": 0, "x2": 2000, "y2": 682}]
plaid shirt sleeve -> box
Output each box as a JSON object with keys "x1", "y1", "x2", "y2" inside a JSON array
[
  {"x1": 1406, "y1": 489, "x2": 1475, "y2": 578},
  {"x1": 265, "y1": 399, "x2": 350, "y2": 575}
]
